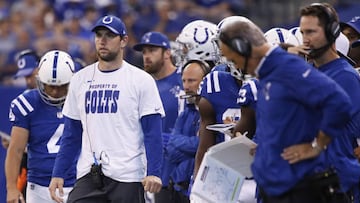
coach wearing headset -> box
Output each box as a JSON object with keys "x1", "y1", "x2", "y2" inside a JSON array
[
  {"x1": 217, "y1": 14, "x2": 352, "y2": 203},
  {"x1": 299, "y1": 3, "x2": 360, "y2": 202}
]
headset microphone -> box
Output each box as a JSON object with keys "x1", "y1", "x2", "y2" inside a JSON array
[
  {"x1": 307, "y1": 42, "x2": 332, "y2": 59},
  {"x1": 179, "y1": 94, "x2": 196, "y2": 99}
]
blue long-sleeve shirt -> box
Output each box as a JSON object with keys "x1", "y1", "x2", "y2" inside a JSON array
[
  {"x1": 167, "y1": 104, "x2": 200, "y2": 186},
  {"x1": 252, "y1": 47, "x2": 352, "y2": 196}
]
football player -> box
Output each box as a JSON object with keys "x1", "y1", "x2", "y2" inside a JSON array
[
  {"x1": 5, "y1": 50, "x2": 76, "y2": 203},
  {"x1": 192, "y1": 17, "x2": 259, "y2": 203}
]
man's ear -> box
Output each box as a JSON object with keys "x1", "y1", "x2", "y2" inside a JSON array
[{"x1": 120, "y1": 35, "x2": 129, "y2": 48}]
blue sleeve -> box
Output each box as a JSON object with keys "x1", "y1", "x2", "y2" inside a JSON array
[
  {"x1": 238, "y1": 79, "x2": 258, "y2": 110},
  {"x1": 288, "y1": 67, "x2": 352, "y2": 138},
  {"x1": 141, "y1": 114, "x2": 163, "y2": 177},
  {"x1": 168, "y1": 134, "x2": 199, "y2": 155},
  {"x1": 166, "y1": 135, "x2": 199, "y2": 163},
  {"x1": 52, "y1": 116, "x2": 82, "y2": 178}
]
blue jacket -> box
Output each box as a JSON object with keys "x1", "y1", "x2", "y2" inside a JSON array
[
  {"x1": 166, "y1": 104, "x2": 200, "y2": 194},
  {"x1": 252, "y1": 47, "x2": 352, "y2": 196}
]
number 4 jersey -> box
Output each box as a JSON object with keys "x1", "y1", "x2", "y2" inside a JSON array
[{"x1": 9, "y1": 89, "x2": 76, "y2": 187}]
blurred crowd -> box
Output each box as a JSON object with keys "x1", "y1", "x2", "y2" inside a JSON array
[
  {"x1": 0, "y1": 0, "x2": 248, "y2": 86},
  {"x1": 0, "y1": 0, "x2": 357, "y2": 87}
]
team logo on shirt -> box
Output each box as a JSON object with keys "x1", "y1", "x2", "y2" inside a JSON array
[
  {"x1": 170, "y1": 85, "x2": 181, "y2": 97},
  {"x1": 263, "y1": 82, "x2": 271, "y2": 101},
  {"x1": 302, "y1": 68, "x2": 311, "y2": 78},
  {"x1": 85, "y1": 90, "x2": 119, "y2": 114}
]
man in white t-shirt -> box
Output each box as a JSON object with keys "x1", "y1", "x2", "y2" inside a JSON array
[{"x1": 48, "y1": 15, "x2": 165, "y2": 203}]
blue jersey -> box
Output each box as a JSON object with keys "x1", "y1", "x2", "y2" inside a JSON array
[
  {"x1": 8, "y1": 89, "x2": 76, "y2": 187},
  {"x1": 253, "y1": 47, "x2": 352, "y2": 195},
  {"x1": 318, "y1": 58, "x2": 360, "y2": 192},
  {"x1": 237, "y1": 78, "x2": 259, "y2": 110},
  {"x1": 200, "y1": 71, "x2": 241, "y2": 142},
  {"x1": 156, "y1": 70, "x2": 182, "y2": 133},
  {"x1": 156, "y1": 70, "x2": 182, "y2": 186},
  {"x1": 211, "y1": 63, "x2": 228, "y2": 72}
]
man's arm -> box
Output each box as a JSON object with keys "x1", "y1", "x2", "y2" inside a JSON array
[
  {"x1": 5, "y1": 127, "x2": 28, "y2": 203},
  {"x1": 52, "y1": 116, "x2": 82, "y2": 178},
  {"x1": 281, "y1": 130, "x2": 331, "y2": 164},
  {"x1": 233, "y1": 106, "x2": 256, "y2": 139},
  {"x1": 194, "y1": 98, "x2": 216, "y2": 178},
  {"x1": 50, "y1": 116, "x2": 82, "y2": 203},
  {"x1": 141, "y1": 113, "x2": 163, "y2": 193}
]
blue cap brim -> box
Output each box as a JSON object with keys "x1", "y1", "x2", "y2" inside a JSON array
[
  {"x1": 340, "y1": 22, "x2": 360, "y2": 34},
  {"x1": 92, "y1": 25, "x2": 121, "y2": 35},
  {"x1": 14, "y1": 68, "x2": 35, "y2": 78},
  {"x1": 133, "y1": 43, "x2": 168, "y2": 51}
]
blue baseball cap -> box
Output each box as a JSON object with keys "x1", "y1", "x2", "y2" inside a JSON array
[
  {"x1": 14, "y1": 50, "x2": 39, "y2": 78},
  {"x1": 340, "y1": 16, "x2": 360, "y2": 34},
  {"x1": 91, "y1": 15, "x2": 127, "y2": 36},
  {"x1": 133, "y1": 32, "x2": 171, "y2": 51}
]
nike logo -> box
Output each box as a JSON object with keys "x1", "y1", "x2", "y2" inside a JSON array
[
  {"x1": 302, "y1": 69, "x2": 311, "y2": 78},
  {"x1": 155, "y1": 107, "x2": 161, "y2": 112}
]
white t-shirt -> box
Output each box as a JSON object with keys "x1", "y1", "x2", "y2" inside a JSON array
[{"x1": 63, "y1": 61, "x2": 165, "y2": 182}]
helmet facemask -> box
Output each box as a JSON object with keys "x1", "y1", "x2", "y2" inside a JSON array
[{"x1": 37, "y1": 50, "x2": 75, "y2": 107}]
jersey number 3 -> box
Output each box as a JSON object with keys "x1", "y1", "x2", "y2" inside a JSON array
[{"x1": 47, "y1": 124, "x2": 64, "y2": 153}]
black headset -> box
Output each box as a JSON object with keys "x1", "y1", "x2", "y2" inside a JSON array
[
  {"x1": 182, "y1": 59, "x2": 211, "y2": 76},
  {"x1": 310, "y1": 3, "x2": 340, "y2": 43},
  {"x1": 219, "y1": 31, "x2": 252, "y2": 57}
]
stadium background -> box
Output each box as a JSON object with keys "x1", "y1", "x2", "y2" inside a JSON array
[{"x1": 0, "y1": 0, "x2": 359, "y2": 202}]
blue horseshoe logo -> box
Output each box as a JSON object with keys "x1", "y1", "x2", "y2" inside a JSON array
[
  {"x1": 102, "y1": 16, "x2": 113, "y2": 24},
  {"x1": 193, "y1": 28, "x2": 209, "y2": 45}
]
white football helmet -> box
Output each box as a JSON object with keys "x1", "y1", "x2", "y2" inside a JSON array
[
  {"x1": 216, "y1": 16, "x2": 251, "y2": 81},
  {"x1": 174, "y1": 20, "x2": 220, "y2": 68},
  {"x1": 289, "y1": 26, "x2": 303, "y2": 45},
  {"x1": 37, "y1": 50, "x2": 75, "y2": 106},
  {"x1": 335, "y1": 32, "x2": 350, "y2": 56},
  {"x1": 264, "y1": 27, "x2": 300, "y2": 46}
]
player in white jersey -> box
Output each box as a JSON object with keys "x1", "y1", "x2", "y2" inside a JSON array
[
  {"x1": 49, "y1": 15, "x2": 165, "y2": 203},
  {"x1": 5, "y1": 50, "x2": 75, "y2": 203}
]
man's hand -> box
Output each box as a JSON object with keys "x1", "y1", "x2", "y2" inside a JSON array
[
  {"x1": 142, "y1": 175, "x2": 162, "y2": 193},
  {"x1": 281, "y1": 142, "x2": 321, "y2": 164},
  {"x1": 354, "y1": 146, "x2": 360, "y2": 161},
  {"x1": 49, "y1": 177, "x2": 65, "y2": 203},
  {"x1": 6, "y1": 188, "x2": 25, "y2": 203},
  {"x1": 287, "y1": 44, "x2": 311, "y2": 57}
]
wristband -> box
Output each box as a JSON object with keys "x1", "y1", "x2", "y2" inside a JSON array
[{"x1": 311, "y1": 138, "x2": 326, "y2": 153}]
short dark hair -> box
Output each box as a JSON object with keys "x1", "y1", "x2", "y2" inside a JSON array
[{"x1": 300, "y1": 3, "x2": 340, "y2": 42}]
